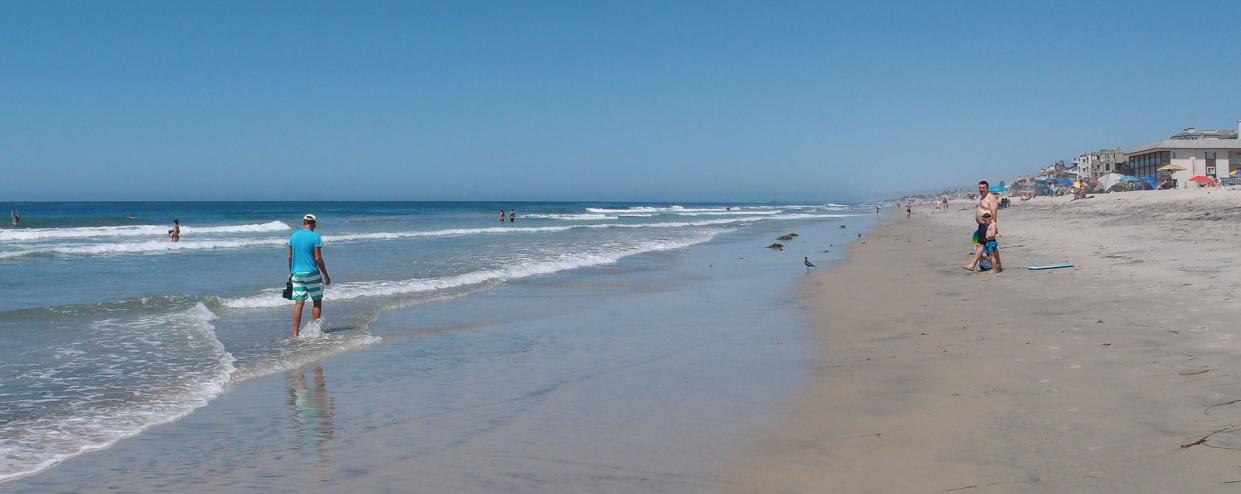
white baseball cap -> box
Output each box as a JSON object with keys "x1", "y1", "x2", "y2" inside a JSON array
[{"x1": 303, "y1": 213, "x2": 317, "y2": 222}]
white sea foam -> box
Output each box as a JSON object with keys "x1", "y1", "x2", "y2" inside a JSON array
[
  {"x1": 585, "y1": 205, "x2": 737, "y2": 214},
  {"x1": 0, "y1": 214, "x2": 856, "y2": 260},
  {"x1": 671, "y1": 210, "x2": 781, "y2": 216},
  {"x1": 0, "y1": 303, "x2": 236, "y2": 483},
  {"x1": 0, "y1": 221, "x2": 289, "y2": 242},
  {"x1": 219, "y1": 230, "x2": 729, "y2": 310},
  {"x1": 522, "y1": 213, "x2": 618, "y2": 220}
]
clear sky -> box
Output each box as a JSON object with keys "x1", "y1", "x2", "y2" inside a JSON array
[{"x1": 4, "y1": 1, "x2": 1240, "y2": 202}]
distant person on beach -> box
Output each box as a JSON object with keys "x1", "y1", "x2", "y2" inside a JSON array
[
  {"x1": 499, "y1": 210, "x2": 506, "y2": 222},
  {"x1": 289, "y1": 214, "x2": 331, "y2": 337},
  {"x1": 875, "y1": 205, "x2": 880, "y2": 215},
  {"x1": 168, "y1": 219, "x2": 180, "y2": 242},
  {"x1": 963, "y1": 180, "x2": 1002, "y2": 272},
  {"x1": 509, "y1": 209, "x2": 515, "y2": 222},
  {"x1": 10, "y1": 210, "x2": 18, "y2": 226},
  {"x1": 905, "y1": 201, "x2": 912, "y2": 219}
]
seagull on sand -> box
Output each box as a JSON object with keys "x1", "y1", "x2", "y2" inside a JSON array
[{"x1": 803, "y1": 257, "x2": 816, "y2": 270}]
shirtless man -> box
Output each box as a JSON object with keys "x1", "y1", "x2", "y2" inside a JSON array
[{"x1": 962, "y1": 180, "x2": 1001, "y2": 272}]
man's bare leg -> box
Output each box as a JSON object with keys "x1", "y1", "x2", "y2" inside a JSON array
[
  {"x1": 962, "y1": 247, "x2": 985, "y2": 271},
  {"x1": 311, "y1": 299, "x2": 322, "y2": 322},
  {"x1": 293, "y1": 300, "x2": 305, "y2": 337}
]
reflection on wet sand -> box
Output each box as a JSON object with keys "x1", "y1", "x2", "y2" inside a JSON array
[{"x1": 289, "y1": 362, "x2": 334, "y2": 476}]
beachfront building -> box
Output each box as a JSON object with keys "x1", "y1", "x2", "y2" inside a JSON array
[
  {"x1": 1126, "y1": 122, "x2": 1241, "y2": 187},
  {"x1": 1072, "y1": 149, "x2": 1127, "y2": 179}
]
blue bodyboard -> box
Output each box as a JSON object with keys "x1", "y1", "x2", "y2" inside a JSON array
[{"x1": 1027, "y1": 264, "x2": 1073, "y2": 270}]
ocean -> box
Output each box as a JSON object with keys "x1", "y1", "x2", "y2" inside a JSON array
[{"x1": 0, "y1": 201, "x2": 871, "y2": 486}]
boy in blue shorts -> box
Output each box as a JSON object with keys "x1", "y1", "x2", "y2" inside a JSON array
[{"x1": 980, "y1": 212, "x2": 1001, "y2": 273}]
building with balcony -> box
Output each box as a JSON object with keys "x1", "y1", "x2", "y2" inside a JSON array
[
  {"x1": 1071, "y1": 149, "x2": 1127, "y2": 179},
  {"x1": 1125, "y1": 121, "x2": 1241, "y2": 187}
]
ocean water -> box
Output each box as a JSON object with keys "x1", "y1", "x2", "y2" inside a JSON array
[{"x1": 0, "y1": 201, "x2": 868, "y2": 484}]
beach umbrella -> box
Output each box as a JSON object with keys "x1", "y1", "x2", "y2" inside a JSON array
[
  {"x1": 1157, "y1": 164, "x2": 1186, "y2": 173},
  {"x1": 1188, "y1": 175, "x2": 1213, "y2": 184},
  {"x1": 1120, "y1": 175, "x2": 1140, "y2": 182},
  {"x1": 988, "y1": 185, "x2": 1007, "y2": 193}
]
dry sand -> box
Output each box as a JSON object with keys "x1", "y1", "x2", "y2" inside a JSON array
[{"x1": 719, "y1": 189, "x2": 1241, "y2": 493}]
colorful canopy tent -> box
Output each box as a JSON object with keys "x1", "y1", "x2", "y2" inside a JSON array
[{"x1": 1188, "y1": 175, "x2": 1214, "y2": 184}]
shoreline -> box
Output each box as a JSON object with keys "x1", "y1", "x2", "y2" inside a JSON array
[
  {"x1": 3, "y1": 215, "x2": 873, "y2": 492},
  {"x1": 720, "y1": 190, "x2": 1241, "y2": 493}
]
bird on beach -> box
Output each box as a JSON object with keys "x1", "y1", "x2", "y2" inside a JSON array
[{"x1": 803, "y1": 257, "x2": 816, "y2": 270}]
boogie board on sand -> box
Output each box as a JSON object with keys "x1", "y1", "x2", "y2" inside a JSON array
[{"x1": 1027, "y1": 263, "x2": 1073, "y2": 270}]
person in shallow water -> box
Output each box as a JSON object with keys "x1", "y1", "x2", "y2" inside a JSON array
[
  {"x1": 509, "y1": 209, "x2": 516, "y2": 222},
  {"x1": 289, "y1": 214, "x2": 332, "y2": 337},
  {"x1": 167, "y1": 218, "x2": 180, "y2": 242},
  {"x1": 10, "y1": 209, "x2": 18, "y2": 226}
]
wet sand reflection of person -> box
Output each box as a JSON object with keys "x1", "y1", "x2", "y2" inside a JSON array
[{"x1": 289, "y1": 362, "x2": 334, "y2": 474}]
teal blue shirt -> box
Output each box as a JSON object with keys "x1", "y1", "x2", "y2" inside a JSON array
[{"x1": 289, "y1": 230, "x2": 323, "y2": 274}]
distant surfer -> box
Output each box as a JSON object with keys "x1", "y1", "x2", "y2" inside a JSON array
[
  {"x1": 168, "y1": 218, "x2": 180, "y2": 242},
  {"x1": 289, "y1": 214, "x2": 332, "y2": 337},
  {"x1": 509, "y1": 209, "x2": 515, "y2": 223}
]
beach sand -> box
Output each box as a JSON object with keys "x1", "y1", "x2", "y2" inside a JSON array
[{"x1": 720, "y1": 189, "x2": 1241, "y2": 493}]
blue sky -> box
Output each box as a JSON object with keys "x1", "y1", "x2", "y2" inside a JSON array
[{"x1": 3, "y1": 1, "x2": 1240, "y2": 202}]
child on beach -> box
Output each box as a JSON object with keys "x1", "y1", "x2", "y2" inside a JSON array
[{"x1": 981, "y1": 212, "x2": 1001, "y2": 272}]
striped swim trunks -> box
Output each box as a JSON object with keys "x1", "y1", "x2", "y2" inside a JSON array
[{"x1": 290, "y1": 271, "x2": 323, "y2": 301}]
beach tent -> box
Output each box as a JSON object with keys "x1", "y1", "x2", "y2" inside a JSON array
[
  {"x1": 1140, "y1": 176, "x2": 1158, "y2": 190},
  {"x1": 1096, "y1": 173, "x2": 1125, "y2": 191},
  {"x1": 1055, "y1": 178, "x2": 1074, "y2": 187}
]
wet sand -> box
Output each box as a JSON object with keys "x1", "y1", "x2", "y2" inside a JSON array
[{"x1": 721, "y1": 189, "x2": 1241, "y2": 493}]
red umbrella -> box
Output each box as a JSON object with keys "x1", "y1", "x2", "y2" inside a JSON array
[{"x1": 1188, "y1": 175, "x2": 1214, "y2": 184}]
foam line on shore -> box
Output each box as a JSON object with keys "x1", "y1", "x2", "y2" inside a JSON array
[
  {"x1": 0, "y1": 215, "x2": 856, "y2": 260},
  {"x1": 218, "y1": 230, "x2": 731, "y2": 309},
  {"x1": 0, "y1": 221, "x2": 290, "y2": 242}
]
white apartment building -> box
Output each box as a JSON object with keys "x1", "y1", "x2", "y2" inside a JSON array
[
  {"x1": 1126, "y1": 121, "x2": 1241, "y2": 187},
  {"x1": 1072, "y1": 149, "x2": 1127, "y2": 179}
]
